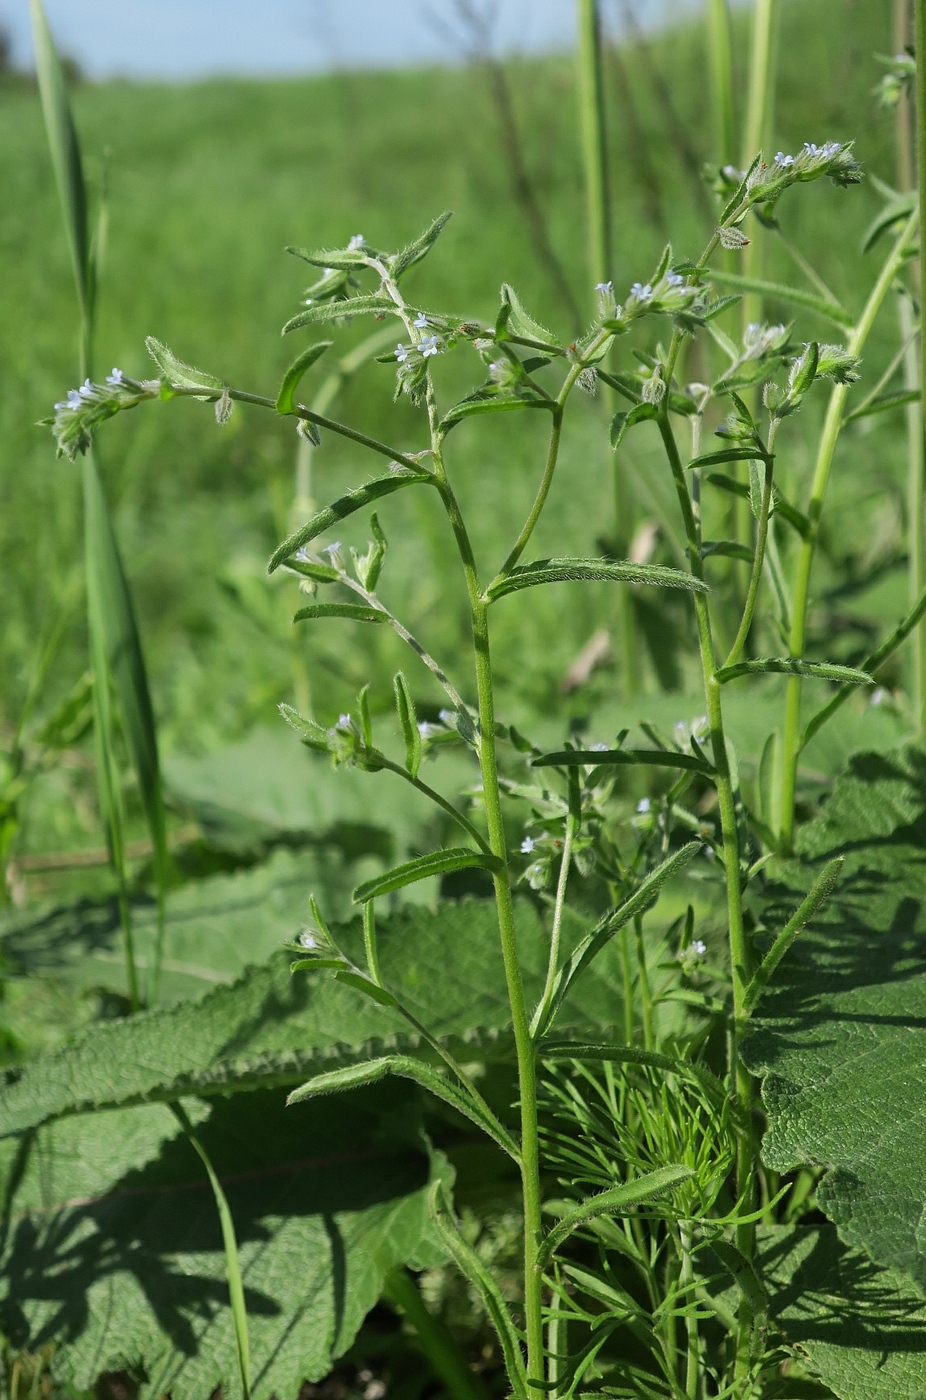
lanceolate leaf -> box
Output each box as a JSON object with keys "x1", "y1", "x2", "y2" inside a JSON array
[
  {"x1": 532, "y1": 748, "x2": 713, "y2": 775},
  {"x1": 744, "y1": 746, "x2": 926, "y2": 1288},
  {"x1": 715, "y1": 658, "x2": 872, "y2": 686},
  {"x1": 30, "y1": 0, "x2": 89, "y2": 316},
  {"x1": 390, "y1": 211, "x2": 453, "y2": 279},
  {"x1": 440, "y1": 387, "x2": 553, "y2": 430},
  {"x1": 537, "y1": 1165, "x2": 694, "y2": 1268},
  {"x1": 705, "y1": 269, "x2": 853, "y2": 328},
  {"x1": 687, "y1": 445, "x2": 771, "y2": 470},
  {"x1": 282, "y1": 296, "x2": 396, "y2": 335},
  {"x1": 485, "y1": 558, "x2": 708, "y2": 603},
  {"x1": 275, "y1": 340, "x2": 333, "y2": 414},
  {"x1": 0, "y1": 1083, "x2": 449, "y2": 1400},
  {"x1": 146, "y1": 335, "x2": 224, "y2": 393},
  {"x1": 352, "y1": 847, "x2": 501, "y2": 903},
  {"x1": 292, "y1": 603, "x2": 388, "y2": 625},
  {"x1": 268, "y1": 468, "x2": 430, "y2": 572},
  {"x1": 609, "y1": 402, "x2": 658, "y2": 449}
]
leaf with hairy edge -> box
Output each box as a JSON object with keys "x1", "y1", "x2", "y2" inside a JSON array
[
  {"x1": 268, "y1": 469, "x2": 429, "y2": 572},
  {"x1": 537, "y1": 1165, "x2": 694, "y2": 1268},
  {"x1": 287, "y1": 1055, "x2": 519, "y2": 1159},
  {"x1": 715, "y1": 658, "x2": 872, "y2": 686},
  {"x1": 282, "y1": 296, "x2": 395, "y2": 335},
  {"x1": 440, "y1": 388, "x2": 553, "y2": 431},
  {"x1": 275, "y1": 341, "x2": 333, "y2": 414},
  {"x1": 609, "y1": 402, "x2": 658, "y2": 449},
  {"x1": 532, "y1": 748, "x2": 713, "y2": 775},
  {"x1": 743, "y1": 745, "x2": 926, "y2": 1288},
  {"x1": 485, "y1": 558, "x2": 708, "y2": 603},
  {"x1": 0, "y1": 895, "x2": 633, "y2": 1136},
  {"x1": 534, "y1": 843, "x2": 701, "y2": 1037},
  {"x1": 429, "y1": 1182, "x2": 529, "y2": 1400},
  {"x1": 390, "y1": 211, "x2": 453, "y2": 279},
  {"x1": 705, "y1": 270, "x2": 853, "y2": 327},
  {"x1": 145, "y1": 336, "x2": 224, "y2": 394},
  {"x1": 687, "y1": 446, "x2": 771, "y2": 470},
  {"x1": 0, "y1": 1083, "x2": 450, "y2": 1400},
  {"x1": 293, "y1": 603, "x2": 388, "y2": 625},
  {"x1": 352, "y1": 848, "x2": 502, "y2": 903}
]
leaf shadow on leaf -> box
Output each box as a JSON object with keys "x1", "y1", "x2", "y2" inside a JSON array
[{"x1": 0, "y1": 1084, "x2": 430, "y2": 1371}]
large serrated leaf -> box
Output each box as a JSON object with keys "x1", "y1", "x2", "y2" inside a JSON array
[
  {"x1": 744, "y1": 746, "x2": 926, "y2": 1287},
  {"x1": 0, "y1": 1083, "x2": 449, "y2": 1400},
  {"x1": 0, "y1": 896, "x2": 630, "y2": 1136}
]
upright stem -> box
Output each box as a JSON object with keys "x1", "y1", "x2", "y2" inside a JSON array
[
  {"x1": 778, "y1": 210, "x2": 919, "y2": 848},
  {"x1": 576, "y1": 0, "x2": 638, "y2": 695},
  {"x1": 428, "y1": 383, "x2": 544, "y2": 1391},
  {"x1": 707, "y1": 0, "x2": 736, "y2": 166},
  {"x1": 912, "y1": 0, "x2": 926, "y2": 730}
]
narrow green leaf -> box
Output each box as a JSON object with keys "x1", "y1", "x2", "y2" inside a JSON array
[
  {"x1": 532, "y1": 748, "x2": 713, "y2": 775},
  {"x1": 353, "y1": 848, "x2": 501, "y2": 903},
  {"x1": 610, "y1": 401, "x2": 658, "y2": 449},
  {"x1": 282, "y1": 296, "x2": 395, "y2": 335},
  {"x1": 286, "y1": 245, "x2": 370, "y2": 270},
  {"x1": 31, "y1": 0, "x2": 89, "y2": 316},
  {"x1": 393, "y1": 671, "x2": 421, "y2": 779},
  {"x1": 743, "y1": 857, "x2": 844, "y2": 1016},
  {"x1": 700, "y1": 540, "x2": 753, "y2": 563},
  {"x1": 844, "y1": 388, "x2": 920, "y2": 424},
  {"x1": 275, "y1": 340, "x2": 333, "y2": 414},
  {"x1": 440, "y1": 388, "x2": 553, "y2": 431},
  {"x1": 486, "y1": 558, "x2": 708, "y2": 603},
  {"x1": 429, "y1": 1183, "x2": 529, "y2": 1400},
  {"x1": 172, "y1": 1102, "x2": 251, "y2": 1400},
  {"x1": 706, "y1": 1238, "x2": 768, "y2": 1320},
  {"x1": 391, "y1": 211, "x2": 453, "y2": 279},
  {"x1": 334, "y1": 969, "x2": 399, "y2": 1008},
  {"x1": 287, "y1": 1054, "x2": 519, "y2": 1160},
  {"x1": 145, "y1": 336, "x2": 224, "y2": 393},
  {"x1": 278, "y1": 702, "x2": 330, "y2": 752},
  {"x1": 268, "y1": 469, "x2": 430, "y2": 573},
  {"x1": 861, "y1": 189, "x2": 917, "y2": 253},
  {"x1": 535, "y1": 843, "x2": 702, "y2": 1037},
  {"x1": 292, "y1": 603, "x2": 388, "y2": 625},
  {"x1": 715, "y1": 658, "x2": 873, "y2": 686},
  {"x1": 497, "y1": 282, "x2": 560, "y2": 350},
  {"x1": 705, "y1": 269, "x2": 853, "y2": 328},
  {"x1": 84, "y1": 450, "x2": 168, "y2": 1003},
  {"x1": 536, "y1": 1166, "x2": 694, "y2": 1269},
  {"x1": 688, "y1": 445, "x2": 770, "y2": 470}
]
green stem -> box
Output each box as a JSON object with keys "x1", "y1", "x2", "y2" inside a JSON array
[
  {"x1": 428, "y1": 381, "x2": 544, "y2": 1390},
  {"x1": 679, "y1": 1222, "x2": 700, "y2": 1398},
  {"x1": 172, "y1": 1102, "x2": 251, "y2": 1400},
  {"x1": 362, "y1": 900, "x2": 382, "y2": 986},
  {"x1": 383, "y1": 1267, "x2": 490, "y2": 1400},
  {"x1": 634, "y1": 915, "x2": 654, "y2": 1051},
  {"x1": 706, "y1": 0, "x2": 735, "y2": 166},
  {"x1": 535, "y1": 798, "x2": 578, "y2": 1030},
  {"x1": 914, "y1": 0, "x2": 926, "y2": 731},
  {"x1": 723, "y1": 431, "x2": 778, "y2": 671},
  {"x1": 778, "y1": 208, "x2": 919, "y2": 848}
]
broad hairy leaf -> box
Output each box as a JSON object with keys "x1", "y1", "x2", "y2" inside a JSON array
[
  {"x1": 268, "y1": 467, "x2": 430, "y2": 572},
  {"x1": 0, "y1": 896, "x2": 632, "y2": 1136},
  {"x1": 485, "y1": 558, "x2": 707, "y2": 603},
  {"x1": 0, "y1": 1083, "x2": 449, "y2": 1400},
  {"x1": 744, "y1": 746, "x2": 926, "y2": 1287}
]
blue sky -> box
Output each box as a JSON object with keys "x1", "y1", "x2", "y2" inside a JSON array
[{"x1": 0, "y1": 1, "x2": 713, "y2": 81}]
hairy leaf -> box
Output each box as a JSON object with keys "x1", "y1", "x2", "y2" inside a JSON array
[
  {"x1": 352, "y1": 847, "x2": 501, "y2": 902},
  {"x1": 0, "y1": 1083, "x2": 448, "y2": 1400},
  {"x1": 715, "y1": 657, "x2": 872, "y2": 686},
  {"x1": 485, "y1": 558, "x2": 708, "y2": 603},
  {"x1": 744, "y1": 746, "x2": 926, "y2": 1287},
  {"x1": 282, "y1": 295, "x2": 396, "y2": 334},
  {"x1": 275, "y1": 340, "x2": 333, "y2": 414},
  {"x1": 268, "y1": 468, "x2": 429, "y2": 572}
]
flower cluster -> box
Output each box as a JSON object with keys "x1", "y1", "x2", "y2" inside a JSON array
[
  {"x1": 744, "y1": 140, "x2": 862, "y2": 208},
  {"x1": 600, "y1": 266, "x2": 703, "y2": 334},
  {"x1": 46, "y1": 370, "x2": 157, "y2": 460}
]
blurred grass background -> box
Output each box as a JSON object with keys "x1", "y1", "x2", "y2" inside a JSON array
[{"x1": 0, "y1": 0, "x2": 906, "y2": 882}]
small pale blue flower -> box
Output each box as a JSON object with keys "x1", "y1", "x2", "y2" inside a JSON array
[
  {"x1": 420, "y1": 335, "x2": 440, "y2": 358},
  {"x1": 413, "y1": 311, "x2": 429, "y2": 329},
  {"x1": 66, "y1": 389, "x2": 82, "y2": 409},
  {"x1": 637, "y1": 797, "x2": 651, "y2": 814},
  {"x1": 395, "y1": 343, "x2": 410, "y2": 363},
  {"x1": 630, "y1": 282, "x2": 653, "y2": 303},
  {"x1": 775, "y1": 151, "x2": 795, "y2": 167},
  {"x1": 594, "y1": 281, "x2": 613, "y2": 293},
  {"x1": 348, "y1": 233, "x2": 365, "y2": 250},
  {"x1": 106, "y1": 367, "x2": 124, "y2": 386},
  {"x1": 665, "y1": 271, "x2": 684, "y2": 286},
  {"x1": 520, "y1": 836, "x2": 535, "y2": 854}
]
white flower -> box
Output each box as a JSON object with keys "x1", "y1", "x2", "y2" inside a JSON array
[
  {"x1": 295, "y1": 546, "x2": 311, "y2": 563},
  {"x1": 394, "y1": 342, "x2": 410, "y2": 363},
  {"x1": 590, "y1": 741, "x2": 609, "y2": 752},
  {"x1": 520, "y1": 836, "x2": 535, "y2": 854},
  {"x1": 78, "y1": 378, "x2": 95, "y2": 400},
  {"x1": 413, "y1": 311, "x2": 429, "y2": 329},
  {"x1": 66, "y1": 388, "x2": 82, "y2": 409},
  {"x1": 594, "y1": 280, "x2": 613, "y2": 293},
  {"x1": 348, "y1": 233, "x2": 365, "y2": 250},
  {"x1": 691, "y1": 938, "x2": 707, "y2": 956},
  {"x1": 774, "y1": 151, "x2": 795, "y2": 167},
  {"x1": 665, "y1": 271, "x2": 684, "y2": 286},
  {"x1": 336, "y1": 713, "x2": 352, "y2": 730},
  {"x1": 420, "y1": 335, "x2": 440, "y2": 358},
  {"x1": 822, "y1": 141, "x2": 840, "y2": 158},
  {"x1": 630, "y1": 282, "x2": 653, "y2": 303},
  {"x1": 637, "y1": 797, "x2": 651, "y2": 814},
  {"x1": 417, "y1": 720, "x2": 440, "y2": 739},
  {"x1": 298, "y1": 930, "x2": 318, "y2": 950},
  {"x1": 803, "y1": 142, "x2": 821, "y2": 157},
  {"x1": 106, "y1": 367, "x2": 124, "y2": 386}
]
